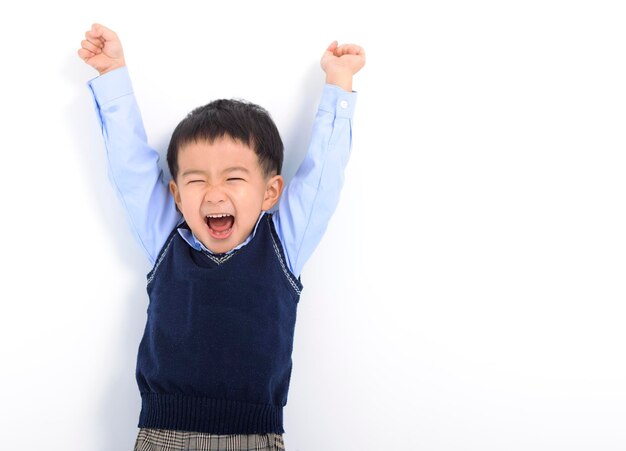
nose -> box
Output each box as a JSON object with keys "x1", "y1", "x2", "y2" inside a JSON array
[{"x1": 203, "y1": 185, "x2": 226, "y2": 204}]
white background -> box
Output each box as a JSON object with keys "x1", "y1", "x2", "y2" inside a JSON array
[{"x1": 1, "y1": 1, "x2": 625, "y2": 450}]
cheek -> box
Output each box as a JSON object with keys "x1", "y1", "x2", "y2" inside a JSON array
[
  {"x1": 248, "y1": 186, "x2": 268, "y2": 206},
  {"x1": 232, "y1": 187, "x2": 264, "y2": 214},
  {"x1": 178, "y1": 188, "x2": 202, "y2": 209}
]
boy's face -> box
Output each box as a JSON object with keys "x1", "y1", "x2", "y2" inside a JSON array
[{"x1": 169, "y1": 137, "x2": 284, "y2": 254}]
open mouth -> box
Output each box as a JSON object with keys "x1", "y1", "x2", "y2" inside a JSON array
[{"x1": 205, "y1": 214, "x2": 235, "y2": 239}]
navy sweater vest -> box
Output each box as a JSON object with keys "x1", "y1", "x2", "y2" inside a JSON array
[{"x1": 136, "y1": 214, "x2": 302, "y2": 434}]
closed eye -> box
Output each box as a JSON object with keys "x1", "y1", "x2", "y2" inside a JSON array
[
  {"x1": 227, "y1": 178, "x2": 245, "y2": 182},
  {"x1": 187, "y1": 180, "x2": 205, "y2": 184}
]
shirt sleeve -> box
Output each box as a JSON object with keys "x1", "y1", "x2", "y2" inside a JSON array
[
  {"x1": 274, "y1": 84, "x2": 358, "y2": 277},
  {"x1": 88, "y1": 67, "x2": 181, "y2": 265}
]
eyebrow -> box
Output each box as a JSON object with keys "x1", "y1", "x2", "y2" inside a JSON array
[
  {"x1": 181, "y1": 169, "x2": 206, "y2": 178},
  {"x1": 223, "y1": 166, "x2": 251, "y2": 174},
  {"x1": 180, "y1": 167, "x2": 251, "y2": 177}
]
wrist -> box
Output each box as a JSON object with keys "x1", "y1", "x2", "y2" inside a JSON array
[
  {"x1": 99, "y1": 61, "x2": 126, "y2": 76},
  {"x1": 325, "y1": 71, "x2": 353, "y2": 92}
]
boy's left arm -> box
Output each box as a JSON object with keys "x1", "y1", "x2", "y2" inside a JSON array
[{"x1": 274, "y1": 42, "x2": 365, "y2": 277}]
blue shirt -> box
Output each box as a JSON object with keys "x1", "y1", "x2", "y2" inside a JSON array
[{"x1": 88, "y1": 67, "x2": 357, "y2": 276}]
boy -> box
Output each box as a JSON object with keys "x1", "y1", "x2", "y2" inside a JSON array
[{"x1": 78, "y1": 23, "x2": 365, "y2": 451}]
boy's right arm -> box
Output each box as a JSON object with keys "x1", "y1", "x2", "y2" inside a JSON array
[{"x1": 79, "y1": 24, "x2": 181, "y2": 264}]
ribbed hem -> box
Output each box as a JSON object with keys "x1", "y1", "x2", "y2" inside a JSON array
[{"x1": 138, "y1": 393, "x2": 284, "y2": 434}]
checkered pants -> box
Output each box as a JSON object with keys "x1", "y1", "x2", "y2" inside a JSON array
[{"x1": 133, "y1": 428, "x2": 285, "y2": 451}]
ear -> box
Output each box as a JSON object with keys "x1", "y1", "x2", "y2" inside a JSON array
[
  {"x1": 169, "y1": 180, "x2": 183, "y2": 211},
  {"x1": 262, "y1": 175, "x2": 284, "y2": 211}
]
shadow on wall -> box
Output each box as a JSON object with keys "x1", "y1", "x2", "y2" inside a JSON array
[
  {"x1": 95, "y1": 286, "x2": 147, "y2": 450},
  {"x1": 280, "y1": 62, "x2": 324, "y2": 186},
  {"x1": 65, "y1": 53, "x2": 148, "y2": 450}
]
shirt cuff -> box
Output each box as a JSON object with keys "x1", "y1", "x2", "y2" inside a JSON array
[
  {"x1": 318, "y1": 83, "x2": 358, "y2": 119},
  {"x1": 87, "y1": 66, "x2": 134, "y2": 106}
]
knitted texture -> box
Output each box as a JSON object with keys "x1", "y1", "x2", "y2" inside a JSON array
[{"x1": 136, "y1": 215, "x2": 302, "y2": 434}]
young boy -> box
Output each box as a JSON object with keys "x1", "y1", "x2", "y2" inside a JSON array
[{"x1": 78, "y1": 24, "x2": 365, "y2": 451}]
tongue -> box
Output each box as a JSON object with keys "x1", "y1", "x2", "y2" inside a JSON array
[{"x1": 208, "y1": 216, "x2": 234, "y2": 232}]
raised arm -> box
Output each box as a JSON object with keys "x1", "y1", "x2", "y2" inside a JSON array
[
  {"x1": 274, "y1": 41, "x2": 365, "y2": 277},
  {"x1": 78, "y1": 24, "x2": 181, "y2": 264}
]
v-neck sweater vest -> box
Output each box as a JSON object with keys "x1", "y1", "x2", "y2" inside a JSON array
[{"x1": 136, "y1": 214, "x2": 302, "y2": 434}]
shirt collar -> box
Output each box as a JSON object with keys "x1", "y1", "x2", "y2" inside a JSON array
[{"x1": 176, "y1": 211, "x2": 267, "y2": 255}]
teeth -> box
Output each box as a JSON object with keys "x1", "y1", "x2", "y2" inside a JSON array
[{"x1": 206, "y1": 214, "x2": 231, "y2": 218}]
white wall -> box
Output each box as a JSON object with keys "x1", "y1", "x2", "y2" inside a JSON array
[{"x1": 1, "y1": 1, "x2": 625, "y2": 450}]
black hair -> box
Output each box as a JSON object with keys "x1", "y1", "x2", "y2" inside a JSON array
[{"x1": 167, "y1": 98, "x2": 284, "y2": 180}]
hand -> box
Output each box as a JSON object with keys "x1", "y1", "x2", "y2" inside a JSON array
[
  {"x1": 77, "y1": 23, "x2": 126, "y2": 75},
  {"x1": 320, "y1": 41, "x2": 366, "y2": 92}
]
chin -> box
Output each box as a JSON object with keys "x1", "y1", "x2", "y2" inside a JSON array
[
  {"x1": 210, "y1": 243, "x2": 234, "y2": 254},
  {"x1": 202, "y1": 234, "x2": 241, "y2": 255}
]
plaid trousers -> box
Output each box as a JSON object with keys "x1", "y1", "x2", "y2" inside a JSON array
[{"x1": 133, "y1": 428, "x2": 286, "y2": 451}]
